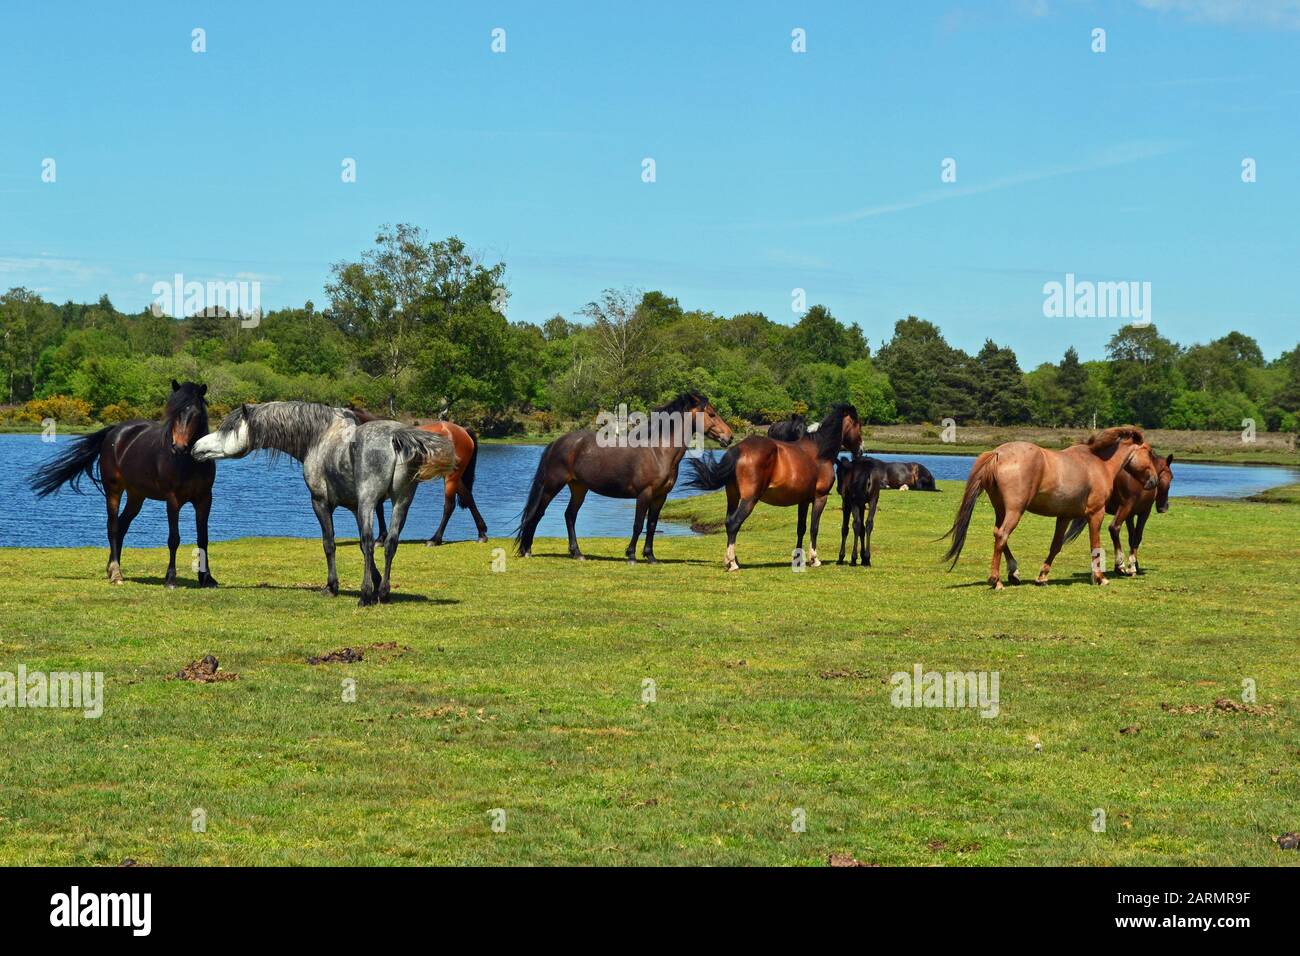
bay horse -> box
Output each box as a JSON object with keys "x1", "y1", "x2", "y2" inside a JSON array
[
  {"x1": 29, "y1": 380, "x2": 217, "y2": 588},
  {"x1": 515, "y1": 391, "x2": 734, "y2": 562},
  {"x1": 685, "y1": 404, "x2": 862, "y2": 571},
  {"x1": 192, "y1": 401, "x2": 456, "y2": 605},
  {"x1": 940, "y1": 427, "x2": 1159, "y2": 588},
  {"x1": 1063, "y1": 452, "x2": 1173, "y2": 576},
  {"x1": 834, "y1": 456, "x2": 883, "y2": 566}
]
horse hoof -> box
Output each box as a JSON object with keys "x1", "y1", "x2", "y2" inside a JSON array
[
  {"x1": 1034, "y1": 577, "x2": 1048, "y2": 586},
  {"x1": 319, "y1": 585, "x2": 338, "y2": 597},
  {"x1": 990, "y1": 579, "x2": 1004, "y2": 591},
  {"x1": 725, "y1": 560, "x2": 740, "y2": 572},
  {"x1": 477, "y1": 535, "x2": 489, "y2": 544},
  {"x1": 425, "y1": 538, "x2": 441, "y2": 547},
  {"x1": 643, "y1": 555, "x2": 657, "y2": 564},
  {"x1": 200, "y1": 576, "x2": 219, "y2": 589},
  {"x1": 809, "y1": 558, "x2": 822, "y2": 568},
  {"x1": 1095, "y1": 575, "x2": 1109, "y2": 586}
]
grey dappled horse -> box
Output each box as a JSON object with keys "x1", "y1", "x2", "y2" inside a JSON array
[{"x1": 192, "y1": 401, "x2": 456, "y2": 605}]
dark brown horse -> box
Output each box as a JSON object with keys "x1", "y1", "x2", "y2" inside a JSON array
[
  {"x1": 940, "y1": 427, "x2": 1159, "y2": 588},
  {"x1": 1063, "y1": 452, "x2": 1174, "y2": 575},
  {"x1": 515, "y1": 391, "x2": 734, "y2": 562},
  {"x1": 29, "y1": 380, "x2": 218, "y2": 587},
  {"x1": 835, "y1": 456, "x2": 883, "y2": 566},
  {"x1": 685, "y1": 404, "x2": 862, "y2": 571}
]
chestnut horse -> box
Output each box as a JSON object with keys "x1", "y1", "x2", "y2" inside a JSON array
[
  {"x1": 940, "y1": 427, "x2": 1159, "y2": 588},
  {"x1": 685, "y1": 404, "x2": 862, "y2": 571},
  {"x1": 29, "y1": 380, "x2": 218, "y2": 587},
  {"x1": 515, "y1": 391, "x2": 733, "y2": 562},
  {"x1": 1063, "y1": 452, "x2": 1174, "y2": 576},
  {"x1": 415, "y1": 421, "x2": 487, "y2": 545}
]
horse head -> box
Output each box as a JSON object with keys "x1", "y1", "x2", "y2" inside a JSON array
[
  {"x1": 691, "y1": 394, "x2": 734, "y2": 448},
  {"x1": 1155, "y1": 453, "x2": 1174, "y2": 513},
  {"x1": 166, "y1": 380, "x2": 209, "y2": 455},
  {"x1": 1122, "y1": 442, "x2": 1160, "y2": 492},
  {"x1": 192, "y1": 404, "x2": 252, "y2": 461}
]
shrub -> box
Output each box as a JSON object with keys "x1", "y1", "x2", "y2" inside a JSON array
[{"x1": 23, "y1": 395, "x2": 93, "y2": 426}]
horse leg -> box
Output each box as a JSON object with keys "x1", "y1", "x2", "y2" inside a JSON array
[
  {"x1": 1002, "y1": 540, "x2": 1021, "y2": 585},
  {"x1": 519, "y1": 479, "x2": 562, "y2": 558},
  {"x1": 164, "y1": 498, "x2": 181, "y2": 589},
  {"x1": 795, "y1": 501, "x2": 809, "y2": 567},
  {"x1": 989, "y1": 507, "x2": 1022, "y2": 590},
  {"x1": 1130, "y1": 511, "x2": 1149, "y2": 574},
  {"x1": 723, "y1": 496, "x2": 756, "y2": 572},
  {"x1": 1109, "y1": 514, "x2": 1129, "y2": 576},
  {"x1": 378, "y1": 492, "x2": 414, "y2": 604},
  {"x1": 427, "y1": 482, "x2": 456, "y2": 546},
  {"x1": 1088, "y1": 510, "x2": 1109, "y2": 586},
  {"x1": 194, "y1": 490, "x2": 217, "y2": 587},
  {"x1": 312, "y1": 498, "x2": 339, "y2": 596},
  {"x1": 1036, "y1": 516, "x2": 1069, "y2": 585},
  {"x1": 375, "y1": 499, "x2": 387, "y2": 547},
  {"x1": 626, "y1": 492, "x2": 651, "y2": 563},
  {"x1": 566, "y1": 482, "x2": 588, "y2": 560},
  {"x1": 808, "y1": 494, "x2": 828, "y2": 567},
  {"x1": 104, "y1": 486, "x2": 125, "y2": 584},
  {"x1": 837, "y1": 500, "x2": 851, "y2": 565},
  {"x1": 642, "y1": 494, "x2": 667, "y2": 563},
  {"x1": 467, "y1": 492, "x2": 489, "y2": 543},
  {"x1": 862, "y1": 488, "x2": 879, "y2": 568},
  {"x1": 355, "y1": 503, "x2": 379, "y2": 607},
  {"x1": 850, "y1": 503, "x2": 863, "y2": 566},
  {"x1": 111, "y1": 492, "x2": 144, "y2": 585}
]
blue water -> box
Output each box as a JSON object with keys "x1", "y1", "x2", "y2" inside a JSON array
[{"x1": 1, "y1": 434, "x2": 1294, "y2": 549}]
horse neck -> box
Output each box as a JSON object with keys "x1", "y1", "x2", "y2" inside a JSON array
[
  {"x1": 247, "y1": 404, "x2": 336, "y2": 461},
  {"x1": 1097, "y1": 442, "x2": 1135, "y2": 480}
]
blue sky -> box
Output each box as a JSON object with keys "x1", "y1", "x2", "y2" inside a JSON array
[{"x1": 1, "y1": 0, "x2": 1296, "y2": 367}]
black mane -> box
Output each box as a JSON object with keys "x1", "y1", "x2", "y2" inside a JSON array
[
  {"x1": 654, "y1": 390, "x2": 707, "y2": 415},
  {"x1": 813, "y1": 403, "x2": 858, "y2": 459}
]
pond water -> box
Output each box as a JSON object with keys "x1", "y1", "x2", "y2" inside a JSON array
[{"x1": 0, "y1": 434, "x2": 1294, "y2": 549}]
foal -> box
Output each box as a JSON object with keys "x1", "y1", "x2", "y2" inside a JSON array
[{"x1": 834, "y1": 456, "x2": 883, "y2": 566}]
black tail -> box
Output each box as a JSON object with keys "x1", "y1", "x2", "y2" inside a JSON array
[
  {"x1": 684, "y1": 448, "x2": 738, "y2": 492},
  {"x1": 28, "y1": 426, "x2": 113, "y2": 497},
  {"x1": 1062, "y1": 518, "x2": 1088, "y2": 546},
  {"x1": 939, "y1": 450, "x2": 995, "y2": 568},
  {"x1": 514, "y1": 442, "x2": 554, "y2": 555},
  {"x1": 456, "y1": 427, "x2": 478, "y2": 508}
]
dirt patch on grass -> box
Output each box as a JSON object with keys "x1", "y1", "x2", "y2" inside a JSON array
[
  {"x1": 307, "y1": 641, "x2": 413, "y2": 665},
  {"x1": 167, "y1": 655, "x2": 238, "y2": 683},
  {"x1": 828, "y1": 852, "x2": 879, "y2": 867},
  {"x1": 1161, "y1": 698, "x2": 1275, "y2": 717},
  {"x1": 819, "y1": 668, "x2": 872, "y2": 680}
]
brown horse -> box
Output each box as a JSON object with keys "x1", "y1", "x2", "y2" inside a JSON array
[
  {"x1": 1063, "y1": 453, "x2": 1174, "y2": 576},
  {"x1": 29, "y1": 380, "x2": 218, "y2": 587},
  {"x1": 413, "y1": 421, "x2": 486, "y2": 545},
  {"x1": 515, "y1": 391, "x2": 733, "y2": 562},
  {"x1": 685, "y1": 404, "x2": 862, "y2": 571},
  {"x1": 941, "y1": 426, "x2": 1159, "y2": 588}
]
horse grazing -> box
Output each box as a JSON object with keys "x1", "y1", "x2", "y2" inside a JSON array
[
  {"x1": 1062, "y1": 452, "x2": 1174, "y2": 576},
  {"x1": 834, "y1": 456, "x2": 883, "y2": 566},
  {"x1": 192, "y1": 401, "x2": 456, "y2": 605},
  {"x1": 515, "y1": 391, "x2": 734, "y2": 562},
  {"x1": 940, "y1": 427, "x2": 1159, "y2": 588},
  {"x1": 685, "y1": 404, "x2": 862, "y2": 571},
  {"x1": 415, "y1": 421, "x2": 487, "y2": 545},
  {"x1": 29, "y1": 380, "x2": 217, "y2": 588}
]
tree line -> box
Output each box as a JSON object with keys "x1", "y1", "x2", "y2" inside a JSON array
[{"x1": 2, "y1": 224, "x2": 1297, "y2": 434}]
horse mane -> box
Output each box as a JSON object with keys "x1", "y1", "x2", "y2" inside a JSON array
[
  {"x1": 654, "y1": 391, "x2": 707, "y2": 415},
  {"x1": 219, "y1": 401, "x2": 343, "y2": 462},
  {"x1": 1084, "y1": 426, "x2": 1144, "y2": 455},
  {"x1": 813, "y1": 403, "x2": 859, "y2": 459},
  {"x1": 767, "y1": 415, "x2": 807, "y2": 441}
]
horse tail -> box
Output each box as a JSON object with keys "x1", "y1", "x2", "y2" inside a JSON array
[
  {"x1": 683, "y1": 447, "x2": 738, "y2": 492},
  {"x1": 1061, "y1": 517, "x2": 1089, "y2": 546},
  {"x1": 28, "y1": 426, "x2": 113, "y2": 497},
  {"x1": 514, "y1": 441, "x2": 555, "y2": 555},
  {"x1": 939, "y1": 450, "x2": 996, "y2": 568},
  {"x1": 456, "y1": 427, "x2": 479, "y2": 509},
  {"x1": 392, "y1": 427, "x2": 457, "y2": 481}
]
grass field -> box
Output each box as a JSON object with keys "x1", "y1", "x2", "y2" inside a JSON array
[{"x1": 1, "y1": 481, "x2": 1297, "y2": 866}]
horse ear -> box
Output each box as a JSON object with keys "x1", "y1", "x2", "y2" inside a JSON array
[
  {"x1": 199, "y1": 384, "x2": 208, "y2": 397},
  {"x1": 1165, "y1": 452, "x2": 1174, "y2": 465},
  {"x1": 171, "y1": 379, "x2": 181, "y2": 392}
]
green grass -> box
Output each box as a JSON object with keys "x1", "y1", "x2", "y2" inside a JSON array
[
  {"x1": 0, "y1": 483, "x2": 1297, "y2": 866},
  {"x1": 1246, "y1": 482, "x2": 1300, "y2": 505}
]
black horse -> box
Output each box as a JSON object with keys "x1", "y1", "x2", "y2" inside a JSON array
[
  {"x1": 834, "y1": 456, "x2": 883, "y2": 566},
  {"x1": 767, "y1": 414, "x2": 811, "y2": 441},
  {"x1": 515, "y1": 392, "x2": 734, "y2": 562},
  {"x1": 866, "y1": 457, "x2": 937, "y2": 491},
  {"x1": 29, "y1": 380, "x2": 218, "y2": 587}
]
